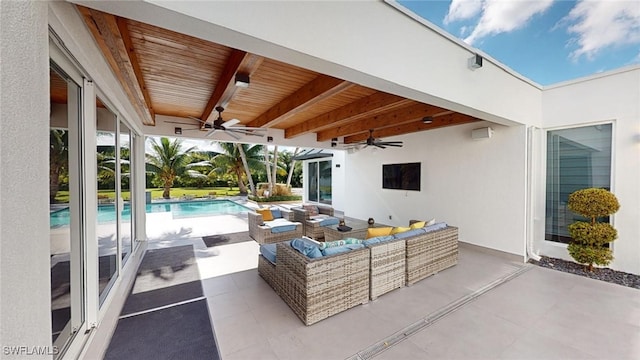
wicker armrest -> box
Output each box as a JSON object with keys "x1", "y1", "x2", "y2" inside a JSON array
[
  {"x1": 276, "y1": 242, "x2": 370, "y2": 325},
  {"x1": 405, "y1": 226, "x2": 458, "y2": 286},
  {"x1": 318, "y1": 205, "x2": 334, "y2": 216},
  {"x1": 281, "y1": 208, "x2": 294, "y2": 221}
]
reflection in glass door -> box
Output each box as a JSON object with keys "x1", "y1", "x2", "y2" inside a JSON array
[{"x1": 49, "y1": 65, "x2": 84, "y2": 351}]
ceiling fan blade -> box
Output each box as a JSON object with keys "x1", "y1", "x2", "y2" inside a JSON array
[
  {"x1": 375, "y1": 144, "x2": 386, "y2": 149},
  {"x1": 187, "y1": 116, "x2": 208, "y2": 125},
  {"x1": 165, "y1": 120, "x2": 193, "y2": 125},
  {"x1": 230, "y1": 130, "x2": 265, "y2": 137},
  {"x1": 225, "y1": 130, "x2": 241, "y2": 140},
  {"x1": 206, "y1": 128, "x2": 218, "y2": 137},
  {"x1": 384, "y1": 143, "x2": 403, "y2": 147},
  {"x1": 225, "y1": 125, "x2": 267, "y2": 132},
  {"x1": 222, "y1": 119, "x2": 240, "y2": 128}
]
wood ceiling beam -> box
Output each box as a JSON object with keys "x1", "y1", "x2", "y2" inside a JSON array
[
  {"x1": 115, "y1": 17, "x2": 155, "y2": 122},
  {"x1": 77, "y1": 6, "x2": 155, "y2": 125},
  {"x1": 247, "y1": 75, "x2": 354, "y2": 128},
  {"x1": 343, "y1": 112, "x2": 479, "y2": 144},
  {"x1": 317, "y1": 103, "x2": 449, "y2": 142},
  {"x1": 200, "y1": 49, "x2": 248, "y2": 123},
  {"x1": 284, "y1": 92, "x2": 408, "y2": 139}
]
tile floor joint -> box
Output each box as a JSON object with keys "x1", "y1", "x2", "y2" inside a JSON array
[{"x1": 349, "y1": 264, "x2": 534, "y2": 360}]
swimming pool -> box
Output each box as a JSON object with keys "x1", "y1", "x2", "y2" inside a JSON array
[{"x1": 50, "y1": 199, "x2": 250, "y2": 228}]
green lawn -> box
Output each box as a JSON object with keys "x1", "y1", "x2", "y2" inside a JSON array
[{"x1": 54, "y1": 187, "x2": 242, "y2": 203}]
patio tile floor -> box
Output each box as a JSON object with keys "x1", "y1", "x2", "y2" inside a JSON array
[{"x1": 145, "y1": 213, "x2": 640, "y2": 360}]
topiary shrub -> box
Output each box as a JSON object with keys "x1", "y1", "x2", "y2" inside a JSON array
[{"x1": 567, "y1": 188, "x2": 620, "y2": 271}]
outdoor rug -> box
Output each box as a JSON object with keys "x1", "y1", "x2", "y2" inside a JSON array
[
  {"x1": 121, "y1": 245, "x2": 203, "y2": 316},
  {"x1": 105, "y1": 245, "x2": 219, "y2": 360},
  {"x1": 202, "y1": 231, "x2": 253, "y2": 248},
  {"x1": 105, "y1": 299, "x2": 218, "y2": 360}
]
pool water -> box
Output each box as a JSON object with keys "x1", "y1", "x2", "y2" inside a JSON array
[{"x1": 50, "y1": 199, "x2": 250, "y2": 228}]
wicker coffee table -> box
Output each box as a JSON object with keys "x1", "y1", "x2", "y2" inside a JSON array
[{"x1": 324, "y1": 218, "x2": 386, "y2": 241}]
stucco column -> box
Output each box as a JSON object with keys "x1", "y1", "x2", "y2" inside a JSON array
[{"x1": 0, "y1": 1, "x2": 52, "y2": 358}]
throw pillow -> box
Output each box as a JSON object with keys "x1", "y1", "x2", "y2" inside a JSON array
[
  {"x1": 391, "y1": 226, "x2": 411, "y2": 235},
  {"x1": 409, "y1": 221, "x2": 425, "y2": 229},
  {"x1": 366, "y1": 227, "x2": 393, "y2": 239},
  {"x1": 256, "y1": 208, "x2": 273, "y2": 221},
  {"x1": 318, "y1": 238, "x2": 362, "y2": 250},
  {"x1": 290, "y1": 238, "x2": 323, "y2": 258},
  {"x1": 426, "y1": 218, "x2": 436, "y2": 226},
  {"x1": 302, "y1": 204, "x2": 319, "y2": 216},
  {"x1": 270, "y1": 207, "x2": 282, "y2": 219}
]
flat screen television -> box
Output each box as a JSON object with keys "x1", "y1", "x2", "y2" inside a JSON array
[{"x1": 382, "y1": 162, "x2": 421, "y2": 191}]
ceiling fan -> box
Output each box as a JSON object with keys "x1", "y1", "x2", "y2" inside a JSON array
[
  {"x1": 168, "y1": 106, "x2": 266, "y2": 140},
  {"x1": 347, "y1": 129, "x2": 403, "y2": 149}
]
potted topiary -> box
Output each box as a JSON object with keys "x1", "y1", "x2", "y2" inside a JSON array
[{"x1": 567, "y1": 188, "x2": 620, "y2": 272}]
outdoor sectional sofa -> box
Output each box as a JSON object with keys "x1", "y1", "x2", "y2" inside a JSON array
[{"x1": 257, "y1": 223, "x2": 459, "y2": 325}]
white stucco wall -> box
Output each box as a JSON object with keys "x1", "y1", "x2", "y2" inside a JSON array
[
  {"x1": 343, "y1": 122, "x2": 528, "y2": 257},
  {"x1": 0, "y1": 1, "x2": 52, "y2": 358},
  {"x1": 538, "y1": 67, "x2": 640, "y2": 274}
]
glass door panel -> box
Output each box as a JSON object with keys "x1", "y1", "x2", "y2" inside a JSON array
[
  {"x1": 50, "y1": 65, "x2": 84, "y2": 351},
  {"x1": 318, "y1": 160, "x2": 332, "y2": 205},
  {"x1": 307, "y1": 162, "x2": 318, "y2": 202},
  {"x1": 120, "y1": 121, "x2": 133, "y2": 262},
  {"x1": 96, "y1": 99, "x2": 118, "y2": 305}
]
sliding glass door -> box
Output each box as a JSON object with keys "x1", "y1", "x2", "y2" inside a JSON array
[{"x1": 307, "y1": 160, "x2": 332, "y2": 205}]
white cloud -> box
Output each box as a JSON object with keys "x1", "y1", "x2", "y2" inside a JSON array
[
  {"x1": 445, "y1": 0, "x2": 554, "y2": 45},
  {"x1": 444, "y1": 0, "x2": 483, "y2": 24},
  {"x1": 563, "y1": 0, "x2": 640, "y2": 60}
]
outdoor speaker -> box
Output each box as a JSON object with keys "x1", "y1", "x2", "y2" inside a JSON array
[
  {"x1": 471, "y1": 127, "x2": 493, "y2": 140},
  {"x1": 468, "y1": 53, "x2": 483, "y2": 70}
]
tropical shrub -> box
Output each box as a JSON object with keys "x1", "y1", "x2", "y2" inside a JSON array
[{"x1": 567, "y1": 188, "x2": 620, "y2": 271}]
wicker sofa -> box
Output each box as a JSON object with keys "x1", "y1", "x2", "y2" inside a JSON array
[
  {"x1": 257, "y1": 223, "x2": 458, "y2": 325},
  {"x1": 258, "y1": 241, "x2": 370, "y2": 325},
  {"x1": 292, "y1": 204, "x2": 337, "y2": 240},
  {"x1": 248, "y1": 208, "x2": 303, "y2": 244}
]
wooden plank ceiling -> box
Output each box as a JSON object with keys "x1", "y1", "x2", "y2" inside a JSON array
[{"x1": 74, "y1": 5, "x2": 478, "y2": 145}]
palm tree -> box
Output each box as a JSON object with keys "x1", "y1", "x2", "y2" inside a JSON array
[
  {"x1": 145, "y1": 137, "x2": 195, "y2": 199},
  {"x1": 211, "y1": 142, "x2": 263, "y2": 195},
  {"x1": 50, "y1": 129, "x2": 69, "y2": 203}
]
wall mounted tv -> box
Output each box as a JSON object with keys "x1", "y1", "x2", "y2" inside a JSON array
[{"x1": 382, "y1": 162, "x2": 421, "y2": 191}]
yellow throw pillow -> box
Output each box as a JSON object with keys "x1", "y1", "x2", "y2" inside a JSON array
[
  {"x1": 256, "y1": 208, "x2": 273, "y2": 221},
  {"x1": 366, "y1": 227, "x2": 393, "y2": 239},
  {"x1": 391, "y1": 226, "x2": 411, "y2": 235},
  {"x1": 410, "y1": 221, "x2": 426, "y2": 229}
]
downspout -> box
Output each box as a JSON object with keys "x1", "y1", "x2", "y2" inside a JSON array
[{"x1": 525, "y1": 126, "x2": 541, "y2": 261}]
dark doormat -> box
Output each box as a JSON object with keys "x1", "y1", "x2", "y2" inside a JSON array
[
  {"x1": 202, "y1": 231, "x2": 253, "y2": 247},
  {"x1": 105, "y1": 299, "x2": 219, "y2": 360},
  {"x1": 121, "y1": 245, "x2": 203, "y2": 316}
]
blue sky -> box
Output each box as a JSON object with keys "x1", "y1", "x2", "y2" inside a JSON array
[{"x1": 398, "y1": 0, "x2": 640, "y2": 85}]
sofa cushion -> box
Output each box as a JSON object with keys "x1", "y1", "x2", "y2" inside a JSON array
[
  {"x1": 256, "y1": 208, "x2": 274, "y2": 221},
  {"x1": 259, "y1": 243, "x2": 278, "y2": 264},
  {"x1": 318, "y1": 238, "x2": 362, "y2": 250},
  {"x1": 302, "y1": 204, "x2": 319, "y2": 216},
  {"x1": 393, "y1": 228, "x2": 426, "y2": 239},
  {"x1": 424, "y1": 222, "x2": 448, "y2": 233},
  {"x1": 270, "y1": 207, "x2": 282, "y2": 219},
  {"x1": 309, "y1": 214, "x2": 340, "y2": 227},
  {"x1": 290, "y1": 238, "x2": 323, "y2": 258},
  {"x1": 362, "y1": 235, "x2": 395, "y2": 246},
  {"x1": 321, "y1": 243, "x2": 364, "y2": 256},
  {"x1": 366, "y1": 227, "x2": 393, "y2": 239},
  {"x1": 391, "y1": 226, "x2": 411, "y2": 235}
]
